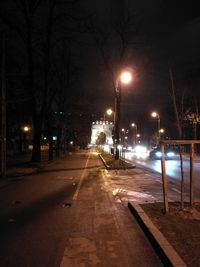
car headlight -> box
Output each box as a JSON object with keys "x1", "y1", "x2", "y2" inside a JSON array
[
  {"x1": 155, "y1": 151, "x2": 162, "y2": 157},
  {"x1": 166, "y1": 152, "x2": 174, "y2": 157}
]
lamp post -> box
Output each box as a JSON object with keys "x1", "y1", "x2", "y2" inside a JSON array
[
  {"x1": 104, "y1": 108, "x2": 114, "y2": 122},
  {"x1": 136, "y1": 133, "x2": 140, "y2": 143},
  {"x1": 151, "y1": 111, "x2": 161, "y2": 140},
  {"x1": 159, "y1": 128, "x2": 164, "y2": 134},
  {"x1": 131, "y1": 122, "x2": 137, "y2": 146},
  {"x1": 114, "y1": 70, "x2": 132, "y2": 159},
  {"x1": 22, "y1": 125, "x2": 30, "y2": 152}
]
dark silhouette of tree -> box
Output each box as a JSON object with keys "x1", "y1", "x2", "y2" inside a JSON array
[{"x1": 0, "y1": 0, "x2": 84, "y2": 162}]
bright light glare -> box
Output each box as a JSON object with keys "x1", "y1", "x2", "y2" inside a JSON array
[
  {"x1": 166, "y1": 152, "x2": 175, "y2": 157},
  {"x1": 134, "y1": 145, "x2": 147, "y2": 154},
  {"x1": 106, "y1": 109, "x2": 113, "y2": 116},
  {"x1": 120, "y1": 71, "x2": 132, "y2": 84},
  {"x1": 133, "y1": 145, "x2": 149, "y2": 159},
  {"x1": 103, "y1": 144, "x2": 110, "y2": 152},
  {"x1": 155, "y1": 151, "x2": 162, "y2": 157},
  {"x1": 117, "y1": 145, "x2": 122, "y2": 150},
  {"x1": 23, "y1": 126, "x2": 29, "y2": 132},
  {"x1": 151, "y1": 111, "x2": 158, "y2": 118}
]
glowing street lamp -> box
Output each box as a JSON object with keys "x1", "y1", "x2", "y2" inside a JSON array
[
  {"x1": 104, "y1": 108, "x2": 115, "y2": 122},
  {"x1": 23, "y1": 126, "x2": 30, "y2": 132},
  {"x1": 120, "y1": 71, "x2": 132, "y2": 84},
  {"x1": 114, "y1": 70, "x2": 133, "y2": 159},
  {"x1": 22, "y1": 125, "x2": 31, "y2": 152},
  {"x1": 107, "y1": 108, "x2": 113, "y2": 116}
]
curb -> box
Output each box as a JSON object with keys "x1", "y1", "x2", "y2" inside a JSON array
[
  {"x1": 128, "y1": 201, "x2": 187, "y2": 267},
  {"x1": 99, "y1": 154, "x2": 136, "y2": 170}
]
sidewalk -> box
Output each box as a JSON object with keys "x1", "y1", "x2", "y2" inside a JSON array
[
  {"x1": 1, "y1": 151, "x2": 187, "y2": 266},
  {"x1": 98, "y1": 153, "x2": 187, "y2": 267},
  {"x1": 60, "y1": 162, "x2": 163, "y2": 267}
]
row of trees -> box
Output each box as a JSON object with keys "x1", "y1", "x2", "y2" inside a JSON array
[
  {"x1": 1, "y1": 1, "x2": 200, "y2": 164},
  {"x1": 1, "y1": 0, "x2": 91, "y2": 162}
]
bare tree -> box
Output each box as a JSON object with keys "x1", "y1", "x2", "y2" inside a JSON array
[
  {"x1": 86, "y1": 3, "x2": 142, "y2": 94},
  {"x1": 1, "y1": 0, "x2": 83, "y2": 162}
]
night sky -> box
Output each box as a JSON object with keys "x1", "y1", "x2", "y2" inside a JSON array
[
  {"x1": 1, "y1": 0, "x2": 200, "y2": 144},
  {"x1": 80, "y1": 0, "x2": 200, "y2": 138}
]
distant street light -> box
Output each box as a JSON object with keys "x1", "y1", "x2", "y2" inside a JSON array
[
  {"x1": 22, "y1": 125, "x2": 31, "y2": 152},
  {"x1": 131, "y1": 122, "x2": 138, "y2": 146},
  {"x1": 23, "y1": 126, "x2": 30, "y2": 132},
  {"x1": 136, "y1": 133, "x2": 140, "y2": 143},
  {"x1": 104, "y1": 108, "x2": 115, "y2": 122},
  {"x1": 151, "y1": 111, "x2": 161, "y2": 140},
  {"x1": 106, "y1": 108, "x2": 113, "y2": 116},
  {"x1": 114, "y1": 70, "x2": 133, "y2": 159}
]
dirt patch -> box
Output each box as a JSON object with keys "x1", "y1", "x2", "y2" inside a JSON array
[{"x1": 141, "y1": 202, "x2": 200, "y2": 267}]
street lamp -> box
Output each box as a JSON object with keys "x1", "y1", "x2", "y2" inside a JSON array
[
  {"x1": 22, "y1": 125, "x2": 30, "y2": 152},
  {"x1": 104, "y1": 108, "x2": 115, "y2": 122},
  {"x1": 151, "y1": 111, "x2": 161, "y2": 146},
  {"x1": 151, "y1": 111, "x2": 161, "y2": 137},
  {"x1": 136, "y1": 133, "x2": 140, "y2": 143},
  {"x1": 159, "y1": 128, "x2": 164, "y2": 134},
  {"x1": 23, "y1": 126, "x2": 30, "y2": 132},
  {"x1": 114, "y1": 70, "x2": 133, "y2": 159},
  {"x1": 131, "y1": 122, "x2": 138, "y2": 146}
]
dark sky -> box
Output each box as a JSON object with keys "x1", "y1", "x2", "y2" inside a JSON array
[
  {"x1": 80, "y1": 0, "x2": 200, "y2": 137},
  {"x1": 1, "y1": 0, "x2": 200, "y2": 141}
]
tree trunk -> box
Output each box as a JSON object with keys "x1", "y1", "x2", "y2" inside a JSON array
[{"x1": 169, "y1": 68, "x2": 185, "y2": 210}]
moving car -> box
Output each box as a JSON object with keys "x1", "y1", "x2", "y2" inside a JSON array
[{"x1": 149, "y1": 146, "x2": 175, "y2": 160}]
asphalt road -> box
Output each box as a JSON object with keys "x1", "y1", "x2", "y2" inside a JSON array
[
  {"x1": 0, "y1": 152, "x2": 101, "y2": 267},
  {"x1": 125, "y1": 152, "x2": 200, "y2": 202}
]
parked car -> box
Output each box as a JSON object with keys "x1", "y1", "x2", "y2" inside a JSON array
[{"x1": 149, "y1": 146, "x2": 175, "y2": 160}]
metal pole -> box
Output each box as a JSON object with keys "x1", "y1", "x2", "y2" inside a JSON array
[
  {"x1": 190, "y1": 143, "x2": 194, "y2": 207},
  {"x1": 135, "y1": 125, "x2": 137, "y2": 145},
  {"x1": 158, "y1": 115, "x2": 161, "y2": 140},
  {"x1": 114, "y1": 80, "x2": 121, "y2": 160},
  {"x1": 1, "y1": 32, "x2": 6, "y2": 179},
  {"x1": 161, "y1": 143, "x2": 169, "y2": 213}
]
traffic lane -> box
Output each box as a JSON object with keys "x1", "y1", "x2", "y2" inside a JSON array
[
  {"x1": 127, "y1": 152, "x2": 200, "y2": 183},
  {"x1": 0, "y1": 151, "x2": 101, "y2": 267},
  {"x1": 126, "y1": 153, "x2": 200, "y2": 202},
  {"x1": 0, "y1": 151, "x2": 101, "y2": 214}
]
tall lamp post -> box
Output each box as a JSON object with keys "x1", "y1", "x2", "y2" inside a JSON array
[
  {"x1": 114, "y1": 70, "x2": 132, "y2": 159},
  {"x1": 151, "y1": 111, "x2": 161, "y2": 143}
]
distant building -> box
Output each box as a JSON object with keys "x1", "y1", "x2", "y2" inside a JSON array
[{"x1": 91, "y1": 121, "x2": 114, "y2": 145}]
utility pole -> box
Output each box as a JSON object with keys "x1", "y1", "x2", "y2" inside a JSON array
[
  {"x1": 1, "y1": 32, "x2": 6, "y2": 178},
  {"x1": 114, "y1": 80, "x2": 121, "y2": 160}
]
